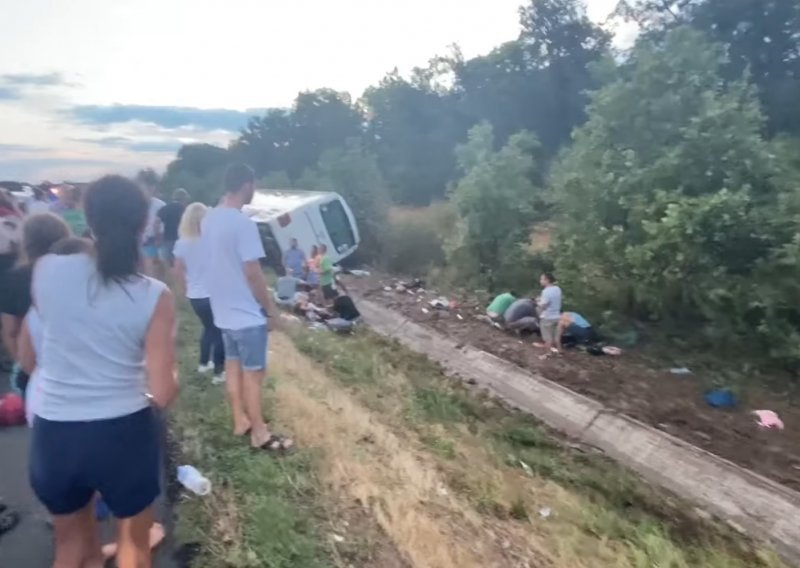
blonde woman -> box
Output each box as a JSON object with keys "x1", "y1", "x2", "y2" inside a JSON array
[{"x1": 173, "y1": 202, "x2": 224, "y2": 382}]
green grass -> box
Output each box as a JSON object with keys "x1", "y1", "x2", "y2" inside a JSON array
[
  {"x1": 288, "y1": 326, "x2": 784, "y2": 568},
  {"x1": 171, "y1": 303, "x2": 334, "y2": 568}
]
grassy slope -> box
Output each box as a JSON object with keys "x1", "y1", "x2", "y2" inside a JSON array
[
  {"x1": 289, "y1": 326, "x2": 784, "y2": 568},
  {"x1": 170, "y1": 303, "x2": 334, "y2": 568}
]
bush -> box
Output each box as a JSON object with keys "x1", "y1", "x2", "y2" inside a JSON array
[
  {"x1": 382, "y1": 204, "x2": 453, "y2": 275},
  {"x1": 550, "y1": 27, "x2": 800, "y2": 368}
]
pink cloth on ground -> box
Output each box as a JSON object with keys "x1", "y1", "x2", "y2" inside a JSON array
[{"x1": 754, "y1": 410, "x2": 784, "y2": 430}]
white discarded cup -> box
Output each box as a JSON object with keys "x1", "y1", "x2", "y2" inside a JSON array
[{"x1": 177, "y1": 465, "x2": 211, "y2": 496}]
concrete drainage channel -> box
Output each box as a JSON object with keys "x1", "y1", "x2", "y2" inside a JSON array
[{"x1": 355, "y1": 298, "x2": 800, "y2": 564}]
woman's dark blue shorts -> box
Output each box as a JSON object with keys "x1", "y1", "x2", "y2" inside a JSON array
[{"x1": 29, "y1": 407, "x2": 160, "y2": 518}]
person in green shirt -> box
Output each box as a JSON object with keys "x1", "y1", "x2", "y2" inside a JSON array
[
  {"x1": 486, "y1": 291, "x2": 517, "y2": 323},
  {"x1": 57, "y1": 186, "x2": 89, "y2": 237},
  {"x1": 319, "y1": 244, "x2": 337, "y2": 303}
]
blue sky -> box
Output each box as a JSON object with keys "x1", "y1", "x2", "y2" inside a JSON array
[{"x1": 0, "y1": 0, "x2": 629, "y2": 182}]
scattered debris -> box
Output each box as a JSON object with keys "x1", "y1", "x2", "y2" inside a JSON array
[
  {"x1": 436, "y1": 483, "x2": 449, "y2": 496},
  {"x1": 429, "y1": 297, "x2": 450, "y2": 310},
  {"x1": 331, "y1": 534, "x2": 345, "y2": 544},
  {"x1": 421, "y1": 307, "x2": 430, "y2": 314},
  {"x1": 383, "y1": 286, "x2": 392, "y2": 292},
  {"x1": 704, "y1": 389, "x2": 738, "y2": 409},
  {"x1": 754, "y1": 410, "x2": 784, "y2": 430},
  {"x1": 456, "y1": 314, "x2": 464, "y2": 320},
  {"x1": 519, "y1": 460, "x2": 534, "y2": 477},
  {"x1": 538, "y1": 507, "x2": 552, "y2": 519},
  {"x1": 602, "y1": 346, "x2": 622, "y2": 356},
  {"x1": 348, "y1": 269, "x2": 371, "y2": 277},
  {"x1": 177, "y1": 465, "x2": 212, "y2": 496},
  {"x1": 670, "y1": 367, "x2": 692, "y2": 375}
]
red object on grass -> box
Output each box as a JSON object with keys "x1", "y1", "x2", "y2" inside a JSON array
[{"x1": 0, "y1": 393, "x2": 25, "y2": 426}]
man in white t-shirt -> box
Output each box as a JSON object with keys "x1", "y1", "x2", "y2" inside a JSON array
[
  {"x1": 201, "y1": 164, "x2": 291, "y2": 452},
  {"x1": 136, "y1": 169, "x2": 166, "y2": 279}
]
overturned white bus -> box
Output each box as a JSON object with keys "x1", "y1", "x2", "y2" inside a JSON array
[{"x1": 243, "y1": 189, "x2": 360, "y2": 271}]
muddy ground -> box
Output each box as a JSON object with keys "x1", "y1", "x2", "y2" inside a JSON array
[{"x1": 343, "y1": 273, "x2": 800, "y2": 492}]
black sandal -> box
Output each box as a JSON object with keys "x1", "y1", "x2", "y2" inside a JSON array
[
  {"x1": 254, "y1": 434, "x2": 294, "y2": 454},
  {"x1": 0, "y1": 510, "x2": 19, "y2": 537}
]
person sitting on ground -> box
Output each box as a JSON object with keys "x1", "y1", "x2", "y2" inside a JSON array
[
  {"x1": 535, "y1": 272, "x2": 562, "y2": 353},
  {"x1": 323, "y1": 291, "x2": 361, "y2": 333},
  {"x1": 274, "y1": 274, "x2": 302, "y2": 309},
  {"x1": 282, "y1": 237, "x2": 306, "y2": 279},
  {"x1": 558, "y1": 311, "x2": 595, "y2": 349},
  {"x1": 503, "y1": 297, "x2": 539, "y2": 335},
  {"x1": 485, "y1": 291, "x2": 517, "y2": 324}
]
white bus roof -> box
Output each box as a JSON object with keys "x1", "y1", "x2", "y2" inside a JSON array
[{"x1": 245, "y1": 189, "x2": 336, "y2": 222}]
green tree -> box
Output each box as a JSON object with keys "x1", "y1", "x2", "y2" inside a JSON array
[
  {"x1": 232, "y1": 89, "x2": 364, "y2": 181},
  {"x1": 551, "y1": 27, "x2": 800, "y2": 362},
  {"x1": 160, "y1": 144, "x2": 230, "y2": 204},
  {"x1": 617, "y1": 0, "x2": 800, "y2": 135},
  {"x1": 297, "y1": 140, "x2": 389, "y2": 262},
  {"x1": 363, "y1": 69, "x2": 465, "y2": 206},
  {"x1": 447, "y1": 122, "x2": 542, "y2": 290}
]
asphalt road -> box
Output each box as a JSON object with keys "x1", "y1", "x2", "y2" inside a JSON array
[{"x1": 0, "y1": 374, "x2": 177, "y2": 567}]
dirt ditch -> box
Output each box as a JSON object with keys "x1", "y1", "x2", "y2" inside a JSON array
[{"x1": 344, "y1": 274, "x2": 800, "y2": 493}]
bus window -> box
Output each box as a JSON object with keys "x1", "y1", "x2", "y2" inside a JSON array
[
  {"x1": 320, "y1": 200, "x2": 356, "y2": 254},
  {"x1": 257, "y1": 222, "x2": 285, "y2": 275}
]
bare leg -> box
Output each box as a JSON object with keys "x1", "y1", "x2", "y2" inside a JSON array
[
  {"x1": 242, "y1": 369, "x2": 271, "y2": 447},
  {"x1": 225, "y1": 359, "x2": 250, "y2": 435},
  {"x1": 51, "y1": 502, "x2": 104, "y2": 568},
  {"x1": 115, "y1": 506, "x2": 155, "y2": 568}
]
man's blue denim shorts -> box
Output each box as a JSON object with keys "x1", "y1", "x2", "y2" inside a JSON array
[{"x1": 221, "y1": 324, "x2": 268, "y2": 371}]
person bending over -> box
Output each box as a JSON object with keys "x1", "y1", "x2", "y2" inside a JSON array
[{"x1": 485, "y1": 291, "x2": 516, "y2": 324}]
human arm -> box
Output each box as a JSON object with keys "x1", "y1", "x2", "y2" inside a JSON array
[
  {"x1": 17, "y1": 318, "x2": 36, "y2": 375},
  {"x1": 1, "y1": 314, "x2": 21, "y2": 360},
  {"x1": 239, "y1": 220, "x2": 279, "y2": 324},
  {"x1": 172, "y1": 257, "x2": 187, "y2": 298},
  {"x1": 244, "y1": 260, "x2": 279, "y2": 323},
  {"x1": 145, "y1": 289, "x2": 179, "y2": 409}
]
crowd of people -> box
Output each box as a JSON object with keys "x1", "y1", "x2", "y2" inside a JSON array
[
  {"x1": 0, "y1": 163, "x2": 296, "y2": 568},
  {"x1": 484, "y1": 272, "x2": 595, "y2": 358}
]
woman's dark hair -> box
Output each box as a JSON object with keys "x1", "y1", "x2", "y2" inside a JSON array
[
  {"x1": 50, "y1": 236, "x2": 93, "y2": 256},
  {"x1": 310, "y1": 244, "x2": 319, "y2": 256},
  {"x1": 84, "y1": 175, "x2": 148, "y2": 284},
  {"x1": 22, "y1": 213, "x2": 70, "y2": 262},
  {"x1": 542, "y1": 272, "x2": 556, "y2": 284}
]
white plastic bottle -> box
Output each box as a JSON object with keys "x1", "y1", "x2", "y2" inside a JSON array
[{"x1": 177, "y1": 465, "x2": 211, "y2": 495}]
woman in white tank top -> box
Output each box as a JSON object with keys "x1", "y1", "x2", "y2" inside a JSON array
[{"x1": 26, "y1": 175, "x2": 178, "y2": 568}]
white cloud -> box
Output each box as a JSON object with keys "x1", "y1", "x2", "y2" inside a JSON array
[{"x1": 0, "y1": 0, "x2": 635, "y2": 181}]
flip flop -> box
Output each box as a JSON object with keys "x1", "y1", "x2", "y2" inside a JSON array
[
  {"x1": 0, "y1": 510, "x2": 20, "y2": 537},
  {"x1": 254, "y1": 434, "x2": 294, "y2": 454}
]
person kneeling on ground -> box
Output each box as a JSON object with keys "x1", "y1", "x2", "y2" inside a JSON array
[
  {"x1": 558, "y1": 312, "x2": 595, "y2": 349},
  {"x1": 503, "y1": 297, "x2": 539, "y2": 335},
  {"x1": 324, "y1": 292, "x2": 360, "y2": 333},
  {"x1": 485, "y1": 291, "x2": 517, "y2": 324},
  {"x1": 274, "y1": 274, "x2": 302, "y2": 309}
]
